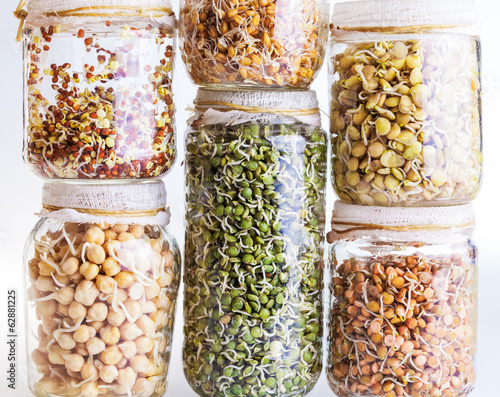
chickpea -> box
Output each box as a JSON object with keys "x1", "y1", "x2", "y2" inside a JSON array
[
  {"x1": 35, "y1": 377, "x2": 61, "y2": 394},
  {"x1": 56, "y1": 333, "x2": 76, "y2": 350},
  {"x1": 144, "y1": 281, "x2": 161, "y2": 300},
  {"x1": 143, "y1": 301, "x2": 157, "y2": 314},
  {"x1": 75, "y1": 342, "x2": 89, "y2": 356},
  {"x1": 80, "y1": 261, "x2": 100, "y2": 280},
  {"x1": 150, "y1": 238, "x2": 162, "y2": 253},
  {"x1": 68, "y1": 301, "x2": 87, "y2": 320},
  {"x1": 32, "y1": 349, "x2": 48, "y2": 366},
  {"x1": 74, "y1": 325, "x2": 92, "y2": 343},
  {"x1": 39, "y1": 259, "x2": 55, "y2": 276},
  {"x1": 116, "y1": 356, "x2": 128, "y2": 369},
  {"x1": 118, "y1": 232, "x2": 135, "y2": 242},
  {"x1": 54, "y1": 274, "x2": 71, "y2": 286},
  {"x1": 113, "y1": 224, "x2": 129, "y2": 234},
  {"x1": 62, "y1": 257, "x2": 79, "y2": 275},
  {"x1": 129, "y1": 283, "x2": 145, "y2": 301},
  {"x1": 117, "y1": 367, "x2": 137, "y2": 389},
  {"x1": 102, "y1": 257, "x2": 120, "y2": 277},
  {"x1": 135, "y1": 336, "x2": 154, "y2": 354},
  {"x1": 48, "y1": 345, "x2": 66, "y2": 365},
  {"x1": 85, "y1": 226, "x2": 105, "y2": 245},
  {"x1": 100, "y1": 345, "x2": 123, "y2": 365},
  {"x1": 89, "y1": 321, "x2": 105, "y2": 333},
  {"x1": 123, "y1": 298, "x2": 142, "y2": 319},
  {"x1": 130, "y1": 225, "x2": 145, "y2": 239},
  {"x1": 118, "y1": 341, "x2": 137, "y2": 359},
  {"x1": 80, "y1": 381, "x2": 99, "y2": 397},
  {"x1": 103, "y1": 240, "x2": 121, "y2": 256},
  {"x1": 86, "y1": 337, "x2": 106, "y2": 355},
  {"x1": 35, "y1": 276, "x2": 56, "y2": 292},
  {"x1": 136, "y1": 315, "x2": 156, "y2": 337},
  {"x1": 55, "y1": 286, "x2": 75, "y2": 305},
  {"x1": 132, "y1": 378, "x2": 155, "y2": 396},
  {"x1": 88, "y1": 302, "x2": 109, "y2": 322},
  {"x1": 58, "y1": 303, "x2": 69, "y2": 317},
  {"x1": 105, "y1": 288, "x2": 127, "y2": 305},
  {"x1": 96, "y1": 274, "x2": 115, "y2": 295},
  {"x1": 81, "y1": 360, "x2": 99, "y2": 381},
  {"x1": 63, "y1": 353, "x2": 85, "y2": 372},
  {"x1": 74, "y1": 280, "x2": 99, "y2": 306},
  {"x1": 130, "y1": 355, "x2": 150, "y2": 374},
  {"x1": 107, "y1": 308, "x2": 126, "y2": 327},
  {"x1": 99, "y1": 364, "x2": 119, "y2": 383},
  {"x1": 100, "y1": 325, "x2": 121, "y2": 345},
  {"x1": 114, "y1": 271, "x2": 135, "y2": 288},
  {"x1": 69, "y1": 271, "x2": 84, "y2": 284},
  {"x1": 87, "y1": 243, "x2": 106, "y2": 265},
  {"x1": 36, "y1": 300, "x2": 57, "y2": 317},
  {"x1": 119, "y1": 323, "x2": 143, "y2": 341}
]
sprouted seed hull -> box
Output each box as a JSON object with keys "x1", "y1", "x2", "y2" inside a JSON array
[
  {"x1": 330, "y1": 37, "x2": 482, "y2": 206},
  {"x1": 180, "y1": 0, "x2": 328, "y2": 89},
  {"x1": 24, "y1": 20, "x2": 176, "y2": 179},
  {"x1": 26, "y1": 221, "x2": 180, "y2": 397},
  {"x1": 326, "y1": 240, "x2": 477, "y2": 397},
  {"x1": 183, "y1": 123, "x2": 327, "y2": 396}
]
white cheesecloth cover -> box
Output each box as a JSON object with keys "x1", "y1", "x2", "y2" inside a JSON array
[
  {"x1": 190, "y1": 89, "x2": 322, "y2": 128},
  {"x1": 331, "y1": 0, "x2": 478, "y2": 33},
  {"x1": 328, "y1": 201, "x2": 475, "y2": 243},
  {"x1": 39, "y1": 181, "x2": 170, "y2": 226},
  {"x1": 23, "y1": 0, "x2": 175, "y2": 28}
]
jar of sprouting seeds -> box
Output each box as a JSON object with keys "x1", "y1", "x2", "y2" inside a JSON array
[
  {"x1": 326, "y1": 201, "x2": 478, "y2": 397},
  {"x1": 179, "y1": 0, "x2": 329, "y2": 89},
  {"x1": 25, "y1": 181, "x2": 180, "y2": 397},
  {"x1": 329, "y1": 0, "x2": 482, "y2": 206},
  {"x1": 19, "y1": 0, "x2": 176, "y2": 180},
  {"x1": 183, "y1": 89, "x2": 327, "y2": 397}
]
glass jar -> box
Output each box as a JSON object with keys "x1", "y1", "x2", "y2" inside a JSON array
[
  {"x1": 326, "y1": 202, "x2": 478, "y2": 397},
  {"x1": 329, "y1": 0, "x2": 482, "y2": 206},
  {"x1": 21, "y1": 0, "x2": 176, "y2": 180},
  {"x1": 179, "y1": 0, "x2": 329, "y2": 89},
  {"x1": 24, "y1": 181, "x2": 180, "y2": 397},
  {"x1": 183, "y1": 90, "x2": 327, "y2": 396}
]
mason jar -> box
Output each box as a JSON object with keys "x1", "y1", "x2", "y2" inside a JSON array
[
  {"x1": 179, "y1": 0, "x2": 329, "y2": 89},
  {"x1": 326, "y1": 202, "x2": 478, "y2": 397},
  {"x1": 20, "y1": 0, "x2": 176, "y2": 180},
  {"x1": 183, "y1": 89, "x2": 327, "y2": 396},
  {"x1": 329, "y1": 0, "x2": 482, "y2": 206},
  {"x1": 25, "y1": 181, "x2": 180, "y2": 397}
]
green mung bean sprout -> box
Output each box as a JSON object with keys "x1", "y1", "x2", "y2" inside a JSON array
[{"x1": 183, "y1": 122, "x2": 327, "y2": 397}]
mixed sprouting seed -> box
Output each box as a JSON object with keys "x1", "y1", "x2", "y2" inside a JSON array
[
  {"x1": 330, "y1": 38, "x2": 481, "y2": 206},
  {"x1": 183, "y1": 123, "x2": 327, "y2": 396},
  {"x1": 327, "y1": 243, "x2": 476, "y2": 397},
  {"x1": 180, "y1": 0, "x2": 326, "y2": 88},
  {"x1": 27, "y1": 222, "x2": 180, "y2": 397},
  {"x1": 24, "y1": 22, "x2": 175, "y2": 179}
]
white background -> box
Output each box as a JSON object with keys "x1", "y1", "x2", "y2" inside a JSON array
[{"x1": 1, "y1": 0, "x2": 499, "y2": 396}]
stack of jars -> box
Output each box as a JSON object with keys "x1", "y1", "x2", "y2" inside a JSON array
[
  {"x1": 20, "y1": 1, "x2": 181, "y2": 396},
  {"x1": 179, "y1": 0, "x2": 330, "y2": 396},
  {"x1": 326, "y1": 1, "x2": 481, "y2": 397}
]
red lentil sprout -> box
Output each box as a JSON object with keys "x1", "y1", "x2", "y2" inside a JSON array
[
  {"x1": 327, "y1": 245, "x2": 476, "y2": 397},
  {"x1": 24, "y1": 22, "x2": 176, "y2": 179}
]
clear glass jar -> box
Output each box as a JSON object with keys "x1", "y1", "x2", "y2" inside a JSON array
[
  {"x1": 179, "y1": 0, "x2": 329, "y2": 89},
  {"x1": 329, "y1": 0, "x2": 482, "y2": 206},
  {"x1": 24, "y1": 181, "x2": 180, "y2": 397},
  {"x1": 22, "y1": 0, "x2": 176, "y2": 180},
  {"x1": 183, "y1": 90, "x2": 327, "y2": 396},
  {"x1": 326, "y1": 202, "x2": 478, "y2": 397}
]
